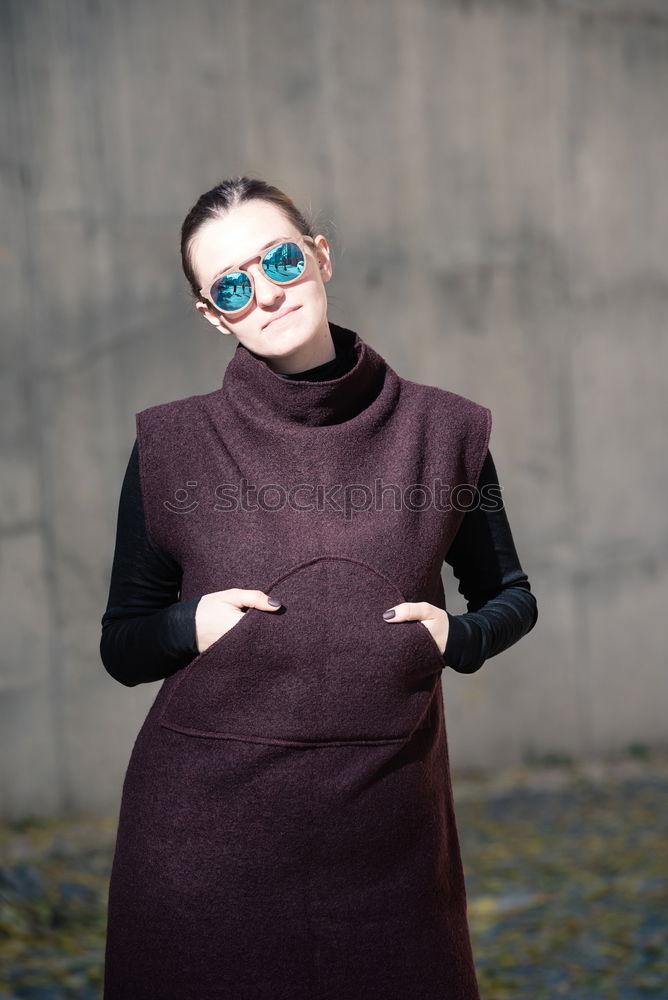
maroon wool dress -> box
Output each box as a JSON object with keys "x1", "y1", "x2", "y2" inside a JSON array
[{"x1": 103, "y1": 322, "x2": 492, "y2": 999}]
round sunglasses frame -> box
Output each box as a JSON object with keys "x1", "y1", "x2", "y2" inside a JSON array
[{"x1": 199, "y1": 234, "x2": 318, "y2": 317}]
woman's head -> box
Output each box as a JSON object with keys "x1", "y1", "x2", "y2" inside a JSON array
[{"x1": 180, "y1": 177, "x2": 333, "y2": 369}]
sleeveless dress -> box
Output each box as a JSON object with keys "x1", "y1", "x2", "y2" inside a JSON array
[{"x1": 103, "y1": 321, "x2": 492, "y2": 1000}]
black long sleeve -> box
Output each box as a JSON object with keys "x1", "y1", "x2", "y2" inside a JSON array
[
  {"x1": 100, "y1": 440, "x2": 202, "y2": 687},
  {"x1": 100, "y1": 440, "x2": 537, "y2": 686},
  {"x1": 443, "y1": 449, "x2": 538, "y2": 673}
]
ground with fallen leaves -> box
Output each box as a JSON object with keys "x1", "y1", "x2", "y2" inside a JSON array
[{"x1": 1, "y1": 744, "x2": 666, "y2": 999}]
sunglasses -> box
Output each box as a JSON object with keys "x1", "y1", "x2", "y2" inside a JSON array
[{"x1": 199, "y1": 234, "x2": 317, "y2": 316}]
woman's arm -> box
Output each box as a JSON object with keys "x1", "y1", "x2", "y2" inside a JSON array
[
  {"x1": 99, "y1": 440, "x2": 201, "y2": 687},
  {"x1": 443, "y1": 449, "x2": 538, "y2": 674}
]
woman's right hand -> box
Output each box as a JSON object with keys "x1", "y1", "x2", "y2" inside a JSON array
[{"x1": 194, "y1": 589, "x2": 283, "y2": 654}]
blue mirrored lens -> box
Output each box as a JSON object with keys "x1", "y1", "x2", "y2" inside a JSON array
[
  {"x1": 263, "y1": 242, "x2": 305, "y2": 283},
  {"x1": 211, "y1": 272, "x2": 252, "y2": 312}
]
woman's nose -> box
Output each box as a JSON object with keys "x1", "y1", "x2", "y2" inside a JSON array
[{"x1": 251, "y1": 265, "x2": 284, "y2": 307}]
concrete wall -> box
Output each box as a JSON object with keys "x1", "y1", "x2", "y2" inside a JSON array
[{"x1": 2, "y1": 0, "x2": 667, "y2": 819}]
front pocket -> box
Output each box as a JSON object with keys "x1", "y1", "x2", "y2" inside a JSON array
[{"x1": 158, "y1": 555, "x2": 445, "y2": 746}]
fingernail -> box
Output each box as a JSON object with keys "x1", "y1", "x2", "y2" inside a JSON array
[
  {"x1": 268, "y1": 597, "x2": 282, "y2": 607},
  {"x1": 383, "y1": 609, "x2": 395, "y2": 619}
]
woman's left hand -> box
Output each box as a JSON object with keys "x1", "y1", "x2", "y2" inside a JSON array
[{"x1": 382, "y1": 602, "x2": 449, "y2": 655}]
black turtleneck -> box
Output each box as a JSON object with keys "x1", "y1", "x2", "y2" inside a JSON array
[
  {"x1": 273, "y1": 343, "x2": 358, "y2": 382},
  {"x1": 100, "y1": 342, "x2": 537, "y2": 686}
]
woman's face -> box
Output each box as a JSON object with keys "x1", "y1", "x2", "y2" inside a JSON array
[{"x1": 191, "y1": 199, "x2": 333, "y2": 364}]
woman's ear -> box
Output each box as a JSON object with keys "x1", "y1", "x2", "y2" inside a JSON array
[
  {"x1": 314, "y1": 235, "x2": 333, "y2": 284},
  {"x1": 195, "y1": 300, "x2": 234, "y2": 335}
]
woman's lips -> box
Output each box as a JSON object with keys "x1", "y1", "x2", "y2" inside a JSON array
[{"x1": 263, "y1": 306, "x2": 300, "y2": 329}]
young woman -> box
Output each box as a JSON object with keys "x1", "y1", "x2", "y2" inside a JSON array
[{"x1": 100, "y1": 176, "x2": 538, "y2": 999}]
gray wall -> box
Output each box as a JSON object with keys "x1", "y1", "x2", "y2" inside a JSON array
[{"x1": 2, "y1": 0, "x2": 667, "y2": 819}]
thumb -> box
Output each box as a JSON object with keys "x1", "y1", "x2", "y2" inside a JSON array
[{"x1": 382, "y1": 601, "x2": 410, "y2": 621}]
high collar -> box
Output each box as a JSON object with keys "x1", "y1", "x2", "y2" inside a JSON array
[
  {"x1": 275, "y1": 337, "x2": 358, "y2": 382},
  {"x1": 218, "y1": 321, "x2": 392, "y2": 428}
]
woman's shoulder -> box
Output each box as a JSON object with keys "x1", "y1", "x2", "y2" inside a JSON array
[
  {"x1": 396, "y1": 376, "x2": 493, "y2": 480},
  {"x1": 398, "y1": 372, "x2": 492, "y2": 424},
  {"x1": 133, "y1": 386, "x2": 223, "y2": 469},
  {"x1": 135, "y1": 385, "x2": 219, "y2": 422}
]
